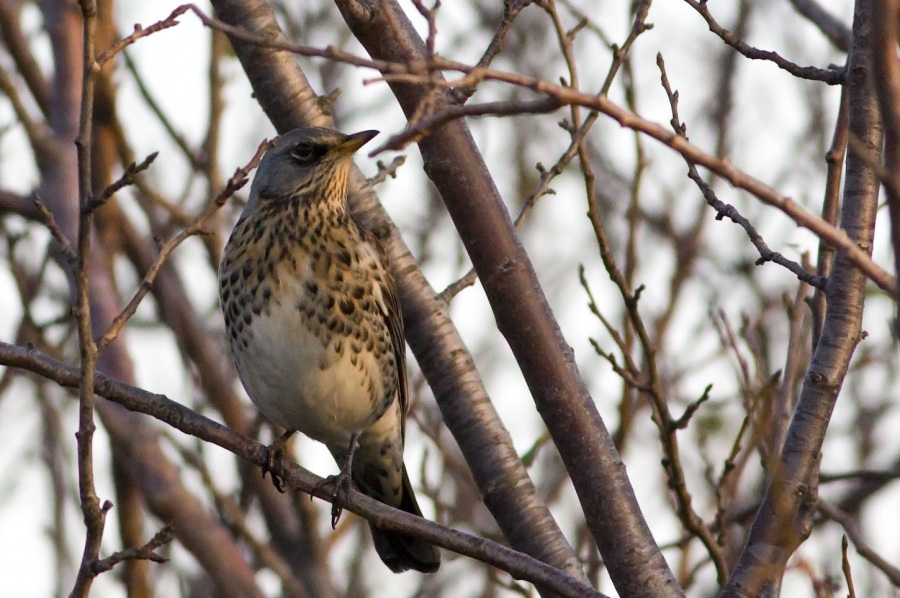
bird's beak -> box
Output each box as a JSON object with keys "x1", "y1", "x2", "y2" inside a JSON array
[{"x1": 335, "y1": 130, "x2": 379, "y2": 155}]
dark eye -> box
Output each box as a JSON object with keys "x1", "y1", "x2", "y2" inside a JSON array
[{"x1": 291, "y1": 142, "x2": 315, "y2": 162}]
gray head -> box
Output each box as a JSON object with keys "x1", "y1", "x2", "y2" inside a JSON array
[{"x1": 246, "y1": 127, "x2": 378, "y2": 213}]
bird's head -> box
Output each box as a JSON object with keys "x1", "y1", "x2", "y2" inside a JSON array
[{"x1": 247, "y1": 127, "x2": 378, "y2": 212}]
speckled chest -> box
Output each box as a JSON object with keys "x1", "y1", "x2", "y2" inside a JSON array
[{"x1": 218, "y1": 198, "x2": 397, "y2": 405}]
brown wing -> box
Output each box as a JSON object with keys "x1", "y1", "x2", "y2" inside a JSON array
[
  {"x1": 380, "y1": 262, "x2": 408, "y2": 437},
  {"x1": 351, "y1": 214, "x2": 409, "y2": 439}
]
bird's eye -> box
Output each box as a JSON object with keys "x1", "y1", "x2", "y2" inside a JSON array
[{"x1": 291, "y1": 143, "x2": 315, "y2": 162}]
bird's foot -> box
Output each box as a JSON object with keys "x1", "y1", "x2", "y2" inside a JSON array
[
  {"x1": 262, "y1": 429, "x2": 296, "y2": 493},
  {"x1": 312, "y1": 433, "x2": 359, "y2": 528}
]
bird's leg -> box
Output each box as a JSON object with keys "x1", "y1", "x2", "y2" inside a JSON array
[
  {"x1": 312, "y1": 433, "x2": 359, "y2": 528},
  {"x1": 330, "y1": 433, "x2": 359, "y2": 526},
  {"x1": 262, "y1": 428, "x2": 295, "y2": 493}
]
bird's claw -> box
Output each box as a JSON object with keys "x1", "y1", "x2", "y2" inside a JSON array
[
  {"x1": 262, "y1": 451, "x2": 285, "y2": 493},
  {"x1": 313, "y1": 433, "x2": 359, "y2": 528},
  {"x1": 261, "y1": 429, "x2": 295, "y2": 493},
  {"x1": 312, "y1": 467, "x2": 353, "y2": 528}
]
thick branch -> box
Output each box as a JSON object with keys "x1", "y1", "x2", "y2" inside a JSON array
[
  {"x1": 186, "y1": 4, "x2": 897, "y2": 295},
  {"x1": 721, "y1": 1, "x2": 882, "y2": 594},
  {"x1": 209, "y1": 0, "x2": 588, "y2": 584},
  {"x1": 871, "y1": 0, "x2": 900, "y2": 314},
  {"x1": 335, "y1": 1, "x2": 681, "y2": 596},
  {"x1": 0, "y1": 341, "x2": 606, "y2": 598}
]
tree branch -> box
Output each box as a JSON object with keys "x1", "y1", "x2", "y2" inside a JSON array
[
  {"x1": 0, "y1": 341, "x2": 607, "y2": 598},
  {"x1": 210, "y1": 0, "x2": 589, "y2": 585},
  {"x1": 721, "y1": 0, "x2": 882, "y2": 593},
  {"x1": 334, "y1": 1, "x2": 681, "y2": 595}
]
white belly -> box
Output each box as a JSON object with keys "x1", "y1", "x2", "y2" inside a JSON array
[{"x1": 232, "y1": 287, "x2": 383, "y2": 447}]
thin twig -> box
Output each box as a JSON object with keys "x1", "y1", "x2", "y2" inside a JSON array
[
  {"x1": 841, "y1": 535, "x2": 857, "y2": 598},
  {"x1": 31, "y1": 194, "x2": 77, "y2": 263},
  {"x1": 682, "y1": 0, "x2": 844, "y2": 84},
  {"x1": 91, "y1": 525, "x2": 175, "y2": 574},
  {"x1": 94, "y1": 139, "x2": 274, "y2": 352},
  {"x1": 448, "y1": 0, "x2": 536, "y2": 104},
  {"x1": 579, "y1": 265, "x2": 638, "y2": 367},
  {"x1": 367, "y1": 155, "x2": 407, "y2": 186},
  {"x1": 673, "y1": 385, "x2": 712, "y2": 430},
  {"x1": 83, "y1": 152, "x2": 158, "y2": 213},
  {"x1": 819, "y1": 501, "x2": 900, "y2": 587},
  {"x1": 657, "y1": 54, "x2": 823, "y2": 289},
  {"x1": 377, "y1": 97, "x2": 563, "y2": 152},
  {"x1": 96, "y1": 5, "x2": 190, "y2": 66}
]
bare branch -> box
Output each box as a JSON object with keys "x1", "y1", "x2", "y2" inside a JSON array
[
  {"x1": 367, "y1": 155, "x2": 407, "y2": 186},
  {"x1": 448, "y1": 0, "x2": 536, "y2": 104},
  {"x1": 95, "y1": 139, "x2": 273, "y2": 352},
  {"x1": 0, "y1": 341, "x2": 608, "y2": 598},
  {"x1": 841, "y1": 535, "x2": 857, "y2": 598},
  {"x1": 820, "y1": 502, "x2": 900, "y2": 587},
  {"x1": 682, "y1": 0, "x2": 845, "y2": 84},
  {"x1": 83, "y1": 151, "x2": 158, "y2": 213},
  {"x1": 657, "y1": 54, "x2": 823, "y2": 290},
  {"x1": 70, "y1": 2, "x2": 106, "y2": 596},
  {"x1": 96, "y1": 5, "x2": 190, "y2": 66},
  {"x1": 91, "y1": 525, "x2": 175, "y2": 574}
]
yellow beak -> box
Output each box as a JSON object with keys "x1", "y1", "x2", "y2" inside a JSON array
[{"x1": 335, "y1": 130, "x2": 379, "y2": 155}]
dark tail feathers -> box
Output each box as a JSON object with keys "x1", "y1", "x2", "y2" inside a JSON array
[{"x1": 369, "y1": 467, "x2": 440, "y2": 573}]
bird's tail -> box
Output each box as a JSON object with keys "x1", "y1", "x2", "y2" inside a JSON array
[{"x1": 369, "y1": 466, "x2": 441, "y2": 573}]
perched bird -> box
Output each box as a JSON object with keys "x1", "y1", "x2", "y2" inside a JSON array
[{"x1": 219, "y1": 127, "x2": 440, "y2": 573}]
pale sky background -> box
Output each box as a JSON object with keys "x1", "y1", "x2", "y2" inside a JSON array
[{"x1": 3, "y1": 0, "x2": 899, "y2": 596}]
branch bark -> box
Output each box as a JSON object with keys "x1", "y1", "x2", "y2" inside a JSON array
[
  {"x1": 334, "y1": 1, "x2": 681, "y2": 596},
  {"x1": 210, "y1": 0, "x2": 589, "y2": 586},
  {"x1": 0, "y1": 341, "x2": 608, "y2": 598},
  {"x1": 720, "y1": 0, "x2": 882, "y2": 594},
  {"x1": 871, "y1": 0, "x2": 900, "y2": 317},
  {"x1": 34, "y1": 2, "x2": 267, "y2": 595}
]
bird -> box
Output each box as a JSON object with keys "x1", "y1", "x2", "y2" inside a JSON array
[{"x1": 218, "y1": 126, "x2": 440, "y2": 574}]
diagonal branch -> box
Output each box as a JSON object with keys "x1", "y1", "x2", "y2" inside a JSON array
[
  {"x1": 209, "y1": 0, "x2": 589, "y2": 585},
  {"x1": 682, "y1": 0, "x2": 845, "y2": 84},
  {"x1": 871, "y1": 0, "x2": 900, "y2": 317},
  {"x1": 657, "y1": 54, "x2": 823, "y2": 290},
  {"x1": 0, "y1": 341, "x2": 607, "y2": 598},
  {"x1": 720, "y1": 1, "x2": 882, "y2": 593},
  {"x1": 94, "y1": 139, "x2": 272, "y2": 352},
  {"x1": 96, "y1": 5, "x2": 190, "y2": 66},
  {"x1": 335, "y1": 1, "x2": 682, "y2": 596}
]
